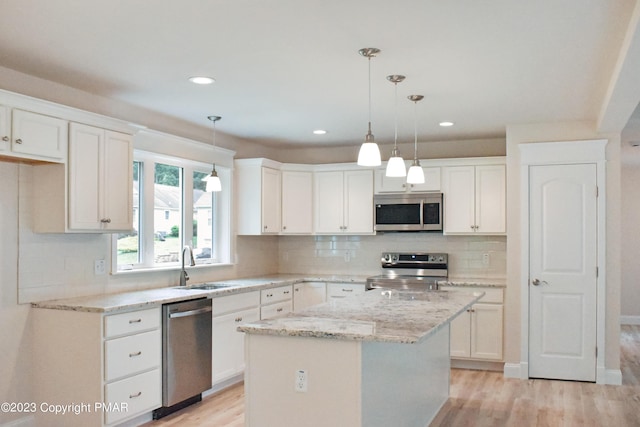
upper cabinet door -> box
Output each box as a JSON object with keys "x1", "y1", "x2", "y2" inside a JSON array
[
  {"x1": 68, "y1": 123, "x2": 103, "y2": 230},
  {"x1": 374, "y1": 166, "x2": 441, "y2": 193},
  {"x1": 11, "y1": 109, "x2": 67, "y2": 162},
  {"x1": 102, "y1": 130, "x2": 133, "y2": 231},
  {"x1": 343, "y1": 170, "x2": 373, "y2": 234},
  {"x1": 281, "y1": 170, "x2": 313, "y2": 234},
  {"x1": 475, "y1": 165, "x2": 506, "y2": 234},
  {"x1": 442, "y1": 166, "x2": 476, "y2": 233},
  {"x1": 261, "y1": 167, "x2": 281, "y2": 234},
  {"x1": 314, "y1": 171, "x2": 344, "y2": 233}
]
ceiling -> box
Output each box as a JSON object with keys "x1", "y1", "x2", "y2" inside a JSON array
[{"x1": 0, "y1": 0, "x2": 638, "y2": 148}]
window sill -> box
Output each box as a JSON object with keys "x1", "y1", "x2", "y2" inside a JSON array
[{"x1": 111, "y1": 262, "x2": 235, "y2": 276}]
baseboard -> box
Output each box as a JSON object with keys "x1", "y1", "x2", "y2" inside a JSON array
[
  {"x1": 604, "y1": 369, "x2": 623, "y2": 385},
  {"x1": 620, "y1": 315, "x2": 640, "y2": 325},
  {"x1": 0, "y1": 415, "x2": 35, "y2": 427},
  {"x1": 203, "y1": 374, "x2": 244, "y2": 397},
  {"x1": 451, "y1": 358, "x2": 504, "y2": 372},
  {"x1": 503, "y1": 362, "x2": 523, "y2": 379}
]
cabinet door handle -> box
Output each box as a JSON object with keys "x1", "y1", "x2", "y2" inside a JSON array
[
  {"x1": 277, "y1": 308, "x2": 283, "y2": 312},
  {"x1": 129, "y1": 351, "x2": 142, "y2": 357},
  {"x1": 129, "y1": 391, "x2": 142, "y2": 399},
  {"x1": 15, "y1": 138, "x2": 22, "y2": 144},
  {"x1": 235, "y1": 317, "x2": 243, "y2": 322},
  {"x1": 2, "y1": 136, "x2": 8, "y2": 142},
  {"x1": 128, "y1": 318, "x2": 142, "y2": 324},
  {"x1": 101, "y1": 218, "x2": 111, "y2": 223},
  {"x1": 284, "y1": 290, "x2": 290, "y2": 294}
]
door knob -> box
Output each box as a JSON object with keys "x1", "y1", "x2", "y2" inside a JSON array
[{"x1": 531, "y1": 278, "x2": 548, "y2": 286}]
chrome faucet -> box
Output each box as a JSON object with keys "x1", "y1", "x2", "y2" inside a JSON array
[{"x1": 179, "y1": 246, "x2": 196, "y2": 286}]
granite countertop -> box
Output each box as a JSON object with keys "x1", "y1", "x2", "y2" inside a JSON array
[
  {"x1": 30, "y1": 274, "x2": 368, "y2": 313},
  {"x1": 237, "y1": 288, "x2": 483, "y2": 344}
]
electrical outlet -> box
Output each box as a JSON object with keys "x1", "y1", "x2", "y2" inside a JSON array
[
  {"x1": 482, "y1": 253, "x2": 490, "y2": 266},
  {"x1": 94, "y1": 259, "x2": 106, "y2": 275},
  {"x1": 295, "y1": 369, "x2": 308, "y2": 392}
]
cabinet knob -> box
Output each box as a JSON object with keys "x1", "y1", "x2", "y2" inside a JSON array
[
  {"x1": 277, "y1": 308, "x2": 283, "y2": 312},
  {"x1": 101, "y1": 218, "x2": 111, "y2": 223},
  {"x1": 235, "y1": 317, "x2": 243, "y2": 322},
  {"x1": 15, "y1": 138, "x2": 22, "y2": 144},
  {"x1": 283, "y1": 226, "x2": 287, "y2": 230},
  {"x1": 1, "y1": 136, "x2": 8, "y2": 142}
]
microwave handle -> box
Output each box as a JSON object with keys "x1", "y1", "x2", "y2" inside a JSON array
[{"x1": 419, "y1": 199, "x2": 424, "y2": 227}]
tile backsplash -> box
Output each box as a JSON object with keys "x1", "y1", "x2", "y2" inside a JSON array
[{"x1": 278, "y1": 233, "x2": 506, "y2": 279}]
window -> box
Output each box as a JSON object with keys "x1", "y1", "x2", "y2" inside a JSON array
[{"x1": 115, "y1": 150, "x2": 231, "y2": 271}]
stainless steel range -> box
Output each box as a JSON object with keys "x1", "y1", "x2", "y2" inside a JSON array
[{"x1": 366, "y1": 252, "x2": 448, "y2": 291}]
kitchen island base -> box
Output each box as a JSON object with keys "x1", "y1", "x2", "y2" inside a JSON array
[{"x1": 244, "y1": 324, "x2": 450, "y2": 427}]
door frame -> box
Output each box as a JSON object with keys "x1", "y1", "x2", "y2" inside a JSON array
[{"x1": 519, "y1": 139, "x2": 607, "y2": 383}]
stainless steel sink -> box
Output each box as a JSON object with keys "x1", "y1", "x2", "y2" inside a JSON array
[{"x1": 174, "y1": 284, "x2": 235, "y2": 290}]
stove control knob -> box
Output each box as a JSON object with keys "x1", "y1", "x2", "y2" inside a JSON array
[
  {"x1": 438, "y1": 256, "x2": 444, "y2": 262},
  {"x1": 383, "y1": 254, "x2": 390, "y2": 262}
]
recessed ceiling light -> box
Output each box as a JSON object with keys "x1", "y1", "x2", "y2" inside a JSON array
[
  {"x1": 313, "y1": 129, "x2": 327, "y2": 135},
  {"x1": 189, "y1": 76, "x2": 215, "y2": 85},
  {"x1": 439, "y1": 121, "x2": 454, "y2": 127}
]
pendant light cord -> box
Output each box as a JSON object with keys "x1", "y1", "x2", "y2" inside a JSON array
[
  {"x1": 413, "y1": 99, "x2": 418, "y2": 159},
  {"x1": 394, "y1": 81, "x2": 398, "y2": 149}
]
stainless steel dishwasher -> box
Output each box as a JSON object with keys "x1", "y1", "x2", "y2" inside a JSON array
[{"x1": 153, "y1": 297, "x2": 212, "y2": 419}]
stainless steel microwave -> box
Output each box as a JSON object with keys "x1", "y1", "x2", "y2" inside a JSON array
[{"x1": 374, "y1": 192, "x2": 443, "y2": 231}]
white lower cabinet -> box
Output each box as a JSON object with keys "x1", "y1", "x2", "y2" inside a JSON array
[
  {"x1": 33, "y1": 307, "x2": 162, "y2": 426},
  {"x1": 442, "y1": 286, "x2": 504, "y2": 361},
  {"x1": 212, "y1": 291, "x2": 260, "y2": 386},
  {"x1": 326, "y1": 282, "x2": 366, "y2": 299},
  {"x1": 260, "y1": 285, "x2": 293, "y2": 319},
  {"x1": 293, "y1": 282, "x2": 327, "y2": 311}
]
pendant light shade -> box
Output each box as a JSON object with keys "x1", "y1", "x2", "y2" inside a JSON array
[
  {"x1": 385, "y1": 74, "x2": 406, "y2": 177},
  {"x1": 202, "y1": 115, "x2": 222, "y2": 192},
  {"x1": 357, "y1": 48, "x2": 382, "y2": 167},
  {"x1": 406, "y1": 95, "x2": 425, "y2": 185}
]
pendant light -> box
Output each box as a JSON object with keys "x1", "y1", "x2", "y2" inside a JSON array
[
  {"x1": 202, "y1": 115, "x2": 222, "y2": 192},
  {"x1": 385, "y1": 74, "x2": 407, "y2": 177},
  {"x1": 406, "y1": 95, "x2": 425, "y2": 184},
  {"x1": 357, "y1": 47, "x2": 382, "y2": 167}
]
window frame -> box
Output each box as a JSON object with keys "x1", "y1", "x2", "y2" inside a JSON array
[{"x1": 113, "y1": 149, "x2": 232, "y2": 272}]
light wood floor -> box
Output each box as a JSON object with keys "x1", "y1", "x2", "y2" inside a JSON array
[{"x1": 145, "y1": 325, "x2": 640, "y2": 427}]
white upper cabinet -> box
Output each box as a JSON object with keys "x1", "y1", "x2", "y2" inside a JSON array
[
  {"x1": 68, "y1": 123, "x2": 133, "y2": 231},
  {"x1": 315, "y1": 169, "x2": 373, "y2": 234},
  {"x1": 442, "y1": 164, "x2": 506, "y2": 234},
  {"x1": 236, "y1": 159, "x2": 281, "y2": 235},
  {"x1": 0, "y1": 107, "x2": 67, "y2": 163},
  {"x1": 374, "y1": 166, "x2": 441, "y2": 193},
  {"x1": 281, "y1": 170, "x2": 313, "y2": 234},
  {"x1": 33, "y1": 123, "x2": 133, "y2": 233}
]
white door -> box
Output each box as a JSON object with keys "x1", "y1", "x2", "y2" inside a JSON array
[
  {"x1": 528, "y1": 163, "x2": 597, "y2": 381},
  {"x1": 103, "y1": 130, "x2": 133, "y2": 231},
  {"x1": 343, "y1": 170, "x2": 373, "y2": 233},
  {"x1": 260, "y1": 167, "x2": 281, "y2": 233},
  {"x1": 314, "y1": 171, "x2": 344, "y2": 233}
]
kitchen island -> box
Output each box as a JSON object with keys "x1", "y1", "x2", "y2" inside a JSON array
[{"x1": 238, "y1": 288, "x2": 483, "y2": 427}]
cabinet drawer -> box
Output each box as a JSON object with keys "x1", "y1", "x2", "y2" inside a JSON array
[
  {"x1": 104, "y1": 368, "x2": 161, "y2": 425},
  {"x1": 104, "y1": 330, "x2": 161, "y2": 381},
  {"x1": 104, "y1": 308, "x2": 160, "y2": 338},
  {"x1": 261, "y1": 285, "x2": 293, "y2": 304},
  {"x1": 326, "y1": 283, "x2": 365, "y2": 298},
  {"x1": 261, "y1": 300, "x2": 293, "y2": 320},
  {"x1": 214, "y1": 291, "x2": 260, "y2": 316}
]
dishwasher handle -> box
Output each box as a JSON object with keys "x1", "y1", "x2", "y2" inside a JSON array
[{"x1": 168, "y1": 306, "x2": 212, "y2": 319}]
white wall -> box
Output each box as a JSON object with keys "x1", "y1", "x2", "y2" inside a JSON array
[
  {"x1": 0, "y1": 163, "x2": 32, "y2": 426},
  {"x1": 621, "y1": 154, "x2": 640, "y2": 322},
  {"x1": 505, "y1": 121, "x2": 622, "y2": 373}
]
